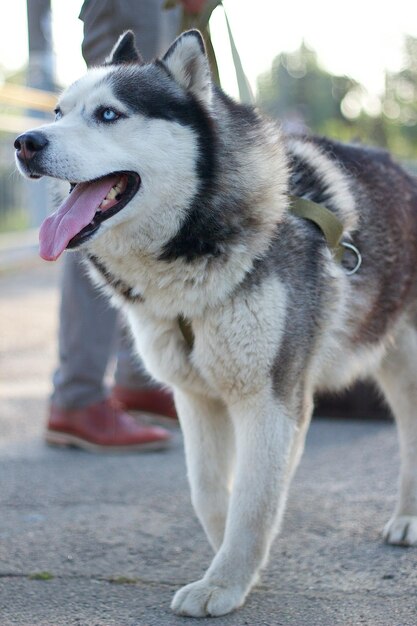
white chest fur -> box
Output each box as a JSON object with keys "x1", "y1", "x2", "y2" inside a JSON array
[{"x1": 124, "y1": 274, "x2": 288, "y2": 403}]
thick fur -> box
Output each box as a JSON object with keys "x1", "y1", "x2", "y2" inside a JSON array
[{"x1": 15, "y1": 31, "x2": 417, "y2": 617}]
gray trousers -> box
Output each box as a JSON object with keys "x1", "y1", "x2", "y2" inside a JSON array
[{"x1": 52, "y1": 0, "x2": 179, "y2": 409}]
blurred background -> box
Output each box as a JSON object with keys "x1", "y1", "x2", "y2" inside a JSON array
[{"x1": 1, "y1": 0, "x2": 417, "y2": 235}]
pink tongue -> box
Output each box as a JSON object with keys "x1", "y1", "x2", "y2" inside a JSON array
[{"x1": 39, "y1": 175, "x2": 119, "y2": 261}]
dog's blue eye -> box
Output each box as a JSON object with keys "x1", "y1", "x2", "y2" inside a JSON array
[
  {"x1": 54, "y1": 109, "x2": 63, "y2": 121},
  {"x1": 100, "y1": 108, "x2": 119, "y2": 122}
]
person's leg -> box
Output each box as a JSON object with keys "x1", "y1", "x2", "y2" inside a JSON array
[
  {"x1": 46, "y1": 0, "x2": 179, "y2": 450},
  {"x1": 52, "y1": 252, "x2": 117, "y2": 409},
  {"x1": 80, "y1": 0, "x2": 176, "y2": 66},
  {"x1": 48, "y1": 252, "x2": 171, "y2": 450}
]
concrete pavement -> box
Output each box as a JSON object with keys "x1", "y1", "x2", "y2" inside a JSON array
[{"x1": 1, "y1": 259, "x2": 417, "y2": 625}]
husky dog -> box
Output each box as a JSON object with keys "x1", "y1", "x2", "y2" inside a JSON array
[{"x1": 15, "y1": 30, "x2": 417, "y2": 617}]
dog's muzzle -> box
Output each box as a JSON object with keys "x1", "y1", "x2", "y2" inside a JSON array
[{"x1": 14, "y1": 131, "x2": 48, "y2": 179}]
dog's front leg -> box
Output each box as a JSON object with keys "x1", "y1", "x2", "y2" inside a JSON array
[
  {"x1": 171, "y1": 388, "x2": 299, "y2": 617},
  {"x1": 174, "y1": 389, "x2": 234, "y2": 552}
]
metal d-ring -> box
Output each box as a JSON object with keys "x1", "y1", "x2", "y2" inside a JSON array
[{"x1": 341, "y1": 241, "x2": 362, "y2": 275}]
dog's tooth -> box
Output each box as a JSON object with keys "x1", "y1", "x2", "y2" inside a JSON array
[
  {"x1": 98, "y1": 179, "x2": 125, "y2": 211},
  {"x1": 106, "y1": 187, "x2": 118, "y2": 201},
  {"x1": 103, "y1": 196, "x2": 115, "y2": 209}
]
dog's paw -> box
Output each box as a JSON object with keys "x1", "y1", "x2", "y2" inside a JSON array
[
  {"x1": 171, "y1": 578, "x2": 245, "y2": 617},
  {"x1": 383, "y1": 515, "x2": 417, "y2": 546}
]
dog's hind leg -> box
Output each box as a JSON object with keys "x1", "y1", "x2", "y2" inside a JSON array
[
  {"x1": 172, "y1": 387, "x2": 303, "y2": 617},
  {"x1": 376, "y1": 324, "x2": 417, "y2": 546},
  {"x1": 174, "y1": 390, "x2": 234, "y2": 552}
]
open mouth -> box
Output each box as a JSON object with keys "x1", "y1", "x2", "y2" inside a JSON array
[
  {"x1": 39, "y1": 171, "x2": 141, "y2": 261},
  {"x1": 67, "y1": 171, "x2": 141, "y2": 248}
]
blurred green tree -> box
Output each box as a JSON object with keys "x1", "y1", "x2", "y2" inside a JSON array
[
  {"x1": 382, "y1": 35, "x2": 417, "y2": 157},
  {"x1": 257, "y1": 41, "x2": 357, "y2": 135},
  {"x1": 257, "y1": 36, "x2": 417, "y2": 159}
]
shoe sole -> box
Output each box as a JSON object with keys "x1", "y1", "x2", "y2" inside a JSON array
[
  {"x1": 45, "y1": 430, "x2": 171, "y2": 453},
  {"x1": 127, "y1": 410, "x2": 179, "y2": 429}
]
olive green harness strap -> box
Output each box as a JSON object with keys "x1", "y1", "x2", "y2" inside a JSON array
[
  {"x1": 289, "y1": 195, "x2": 345, "y2": 263},
  {"x1": 177, "y1": 195, "x2": 361, "y2": 350},
  {"x1": 178, "y1": 314, "x2": 195, "y2": 351}
]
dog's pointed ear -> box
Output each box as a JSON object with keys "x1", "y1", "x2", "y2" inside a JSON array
[
  {"x1": 106, "y1": 31, "x2": 143, "y2": 65},
  {"x1": 162, "y1": 30, "x2": 212, "y2": 104}
]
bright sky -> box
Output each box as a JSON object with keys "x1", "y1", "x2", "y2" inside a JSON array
[{"x1": 2, "y1": 0, "x2": 417, "y2": 99}]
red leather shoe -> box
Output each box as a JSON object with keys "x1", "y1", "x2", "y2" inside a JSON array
[
  {"x1": 112, "y1": 386, "x2": 177, "y2": 421},
  {"x1": 45, "y1": 398, "x2": 171, "y2": 452}
]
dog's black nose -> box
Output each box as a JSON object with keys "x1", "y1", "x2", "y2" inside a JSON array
[{"x1": 14, "y1": 131, "x2": 49, "y2": 161}]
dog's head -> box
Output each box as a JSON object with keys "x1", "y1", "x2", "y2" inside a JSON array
[{"x1": 14, "y1": 30, "x2": 214, "y2": 261}]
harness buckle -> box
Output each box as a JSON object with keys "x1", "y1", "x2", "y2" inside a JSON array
[{"x1": 341, "y1": 241, "x2": 362, "y2": 275}]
